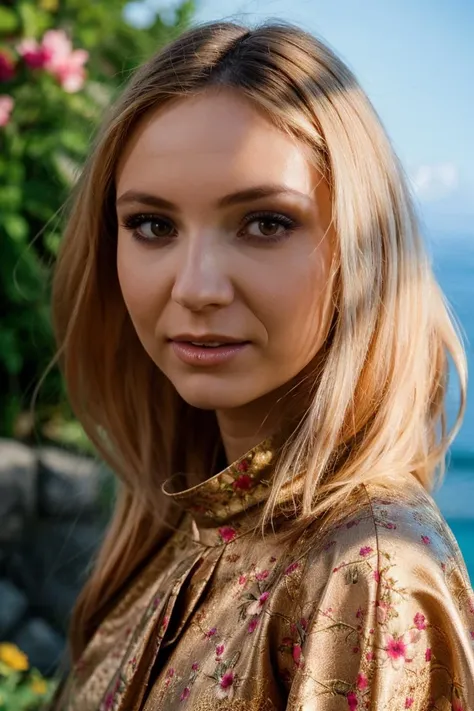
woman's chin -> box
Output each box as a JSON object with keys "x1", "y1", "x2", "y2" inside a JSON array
[{"x1": 172, "y1": 380, "x2": 260, "y2": 412}]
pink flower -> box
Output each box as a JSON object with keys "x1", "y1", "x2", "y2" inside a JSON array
[
  {"x1": 180, "y1": 687, "x2": 190, "y2": 701},
  {"x1": 414, "y1": 612, "x2": 426, "y2": 630},
  {"x1": 238, "y1": 574, "x2": 247, "y2": 585},
  {"x1": 425, "y1": 647, "x2": 432, "y2": 661},
  {"x1": 248, "y1": 618, "x2": 259, "y2": 633},
  {"x1": 292, "y1": 644, "x2": 304, "y2": 666},
  {"x1": 255, "y1": 569, "x2": 269, "y2": 581},
  {"x1": 365, "y1": 651, "x2": 374, "y2": 661},
  {"x1": 205, "y1": 627, "x2": 217, "y2": 639},
  {"x1": 284, "y1": 562, "x2": 299, "y2": 575},
  {"x1": 421, "y1": 535, "x2": 431, "y2": 545},
  {"x1": 219, "y1": 526, "x2": 237, "y2": 543},
  {"x1": 191, "y1": 662, "x2": 199, "y2": 671},
  {"x1": 0, "y1": 52, "x2": 15, "y2": 82},
  {"x1": 166, "y1": 667, "x2": 175, "y2": 678},
  {"x1": 359, "y1": 546, "x2": 373, "y2": 557},
  {"x1": 373, "y1": 570, "x2": 381, "y2": 583},
  {"x1": 232, "y1": 473, "x2": 252, "y2": 490},
  {"x1": 248, "y1": 590, "x2": 270, "y2": 616},
  {"x1": 42, "y1": 30, "x2": 88, "y2": 92},
  {"x1": 0, "y1": 95, "x2": 14, "y2": 127},
  {"x1": 405, "y1": 698, "x2": 414, "y2": 709},
  {"x1": 17, "y1": 39, "x2": 49, "y2": 69},
  {"x1": 237, "y1": 459, "x2": 249, "y2": 472},
  {"x1": 216, "y1": 670, "x2": 235, "y2": 700},
  {"x1": 383, "y1": 629, "x2": 421, "y2": 670},
  {"x1": 356, "y1": 673, "x2": 368, "y2": 689},
  {"x1": 215, "y1": 644, "x2": 224, "y2": 658},
  {"x1": 347, "y1": 691, "x2": 358, "y2": 709}
]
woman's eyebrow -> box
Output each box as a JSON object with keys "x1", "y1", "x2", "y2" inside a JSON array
[{"x1": 116, "y1": 185, "x2": 313, "y2": 211}]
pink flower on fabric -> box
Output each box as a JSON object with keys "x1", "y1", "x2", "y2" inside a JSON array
[
  {"x1": 284, "y1": 562, "x2": 299, "y2": 575},
  {"x1": 205, "y1": 627, "x2": 217, "y2": 639},
  {"x1": 248, "y1": 590, "x2": 270, "y2": 616},
  {"x1": 405, "y1": 699, "x2": 414, "y2": 709},
  {"x1": 216, "y1": 671, "x2": 235, "y2": 700},
  {"x1": 248, "y1": 618, "x2": 259, "y2": 633},
  {"x1": 232, "y1": 473, "x2": 252, "y2": 491},
  {"x1": 215, "y1": 644, "x2": 224, "y2": 658},
  {"x1": 421, "y1": 535, "x2": 431, "y2": 545},
  {"x1": 238, "y1": 574, "x2": 247, "y2": 585},
  {"x1": 0, "y1": 52, "x2": 15, "y2": 82},
  {"x1": 218, "y1": 526, "x2": 237, "y2": 543},
  {"x1": 414, "y1": 612, "x2": 426, "y2": 630},
  {"x1": 180, "y1": 687, "x2": 190, "y2": 701},
  {"x1": 292, "y1": 644, "x2": 304, "y2": 666},
  {"x1": 191, "y1": 662, "x2": 199, "y2": 671},
  {"x1": 373, "y1": 570, "x2": 381, "y2": 583},
  {"x1": 356, "y1": 673, "x2": 368, "y2": 689},
  {"x1": 383, "y1": 629, "x2": 421, "y2": 669},
  {"x1": 425, "y1": 647, "x2": 432, "y2": 661},
  {"x1": 237, "y1": 459, "x2": 249, "y2": 472},
  {"x1": 347, "y1": 691, "x2": 358, "y2": 709},
  {"x1": 365, "y1": 651, "x2": 374, "y2": 661},
  {"x1": 255, "y1": 569, "x2": 269, "y2": 581},
  {"x1": 359, "y1": 546, "x2": 373, "y2": 557},
  {"x1": 0, "y1": 95, "x2": 14, "y2": 127}
]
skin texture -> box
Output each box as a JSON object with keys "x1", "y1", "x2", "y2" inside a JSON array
[{"x1": 116, "y1": 88, "x2": 335, "y2": 463}]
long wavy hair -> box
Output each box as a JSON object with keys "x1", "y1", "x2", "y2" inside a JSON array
[{"x1": 51, "y1": 21, "x2": 467, "y2": 662}]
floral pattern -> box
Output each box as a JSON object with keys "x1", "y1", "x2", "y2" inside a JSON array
[{"x1": 53, "y1": 439, "x2": 474, "y2": 710}]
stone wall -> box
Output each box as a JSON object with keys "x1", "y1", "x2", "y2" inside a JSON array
[{"x1": 0, "y1": 439, "x2": 113, "y2": 676}]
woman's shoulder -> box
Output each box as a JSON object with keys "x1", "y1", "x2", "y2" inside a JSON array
[
  {"x1": 305, "y1": 476, "x2": 471, "y2": 588},
  {"x1": 283, "y1": 478, "x2": 474, "y2": 709}
]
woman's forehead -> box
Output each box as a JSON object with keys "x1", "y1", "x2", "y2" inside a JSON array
[{"x1": 116, "y1": 90, "x2": 321, "y2": 206}]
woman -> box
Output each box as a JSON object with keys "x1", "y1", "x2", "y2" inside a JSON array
[{"x1": 50, "y1": 20, "x2": 474, "y2": 710}]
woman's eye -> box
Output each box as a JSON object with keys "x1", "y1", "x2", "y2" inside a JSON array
[
  {"x1": 139, "y1": 220, "x2": 174, "y2": 239},
  {"x1": 121, "y1": 214, "x2": 175, "y2": 242},
  {"x1": 241, "y1": 213, "x2": 297, "y2": 241},
  {"x1": 247, "y1": 219, "x2": 285, "y2": 237}
]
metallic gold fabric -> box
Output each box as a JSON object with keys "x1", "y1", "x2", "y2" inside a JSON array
[{"x1": 57, "y1": 440, "x2": 474, "y2": 709}]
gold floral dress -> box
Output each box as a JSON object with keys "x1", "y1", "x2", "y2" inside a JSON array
[{"x1": 55, "y1": 439, "x2": 474, "y2": 710}]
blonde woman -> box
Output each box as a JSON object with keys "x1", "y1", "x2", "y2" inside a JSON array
[{"x1": 50, "y1": 21, "x2": 474, "y2": 710}]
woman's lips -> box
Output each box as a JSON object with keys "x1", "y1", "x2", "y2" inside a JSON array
[{"x1": 170, "y1": 340, "x2": 249, "y2": 366}]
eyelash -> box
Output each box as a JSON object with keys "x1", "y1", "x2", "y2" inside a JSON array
[{"x1": 120, "y1": 211, "x2": 299, "y2": 245}]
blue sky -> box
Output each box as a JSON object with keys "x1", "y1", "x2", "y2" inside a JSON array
[{"x1": 126, "y1": 0, "x2": 474, "y2": 235}]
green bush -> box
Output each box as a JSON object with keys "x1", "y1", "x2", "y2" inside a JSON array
[{"x1": 0, "y1": 0, "x2": 193, "y2": 450}]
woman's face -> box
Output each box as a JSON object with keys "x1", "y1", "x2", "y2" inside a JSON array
[{"x1": 116, "y1": 89, "x2": 334, "y2": 413}]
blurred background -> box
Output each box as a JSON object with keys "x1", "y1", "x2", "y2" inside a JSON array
[{"x1": 0, "y1": 0, "x2": 472, "y2": 706}]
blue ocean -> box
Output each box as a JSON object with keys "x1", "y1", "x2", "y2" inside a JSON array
[{"x1": 430, "y1": 233, "x2": 474, "y2": 582}]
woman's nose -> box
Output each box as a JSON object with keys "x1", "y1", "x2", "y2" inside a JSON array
[{"x1": 171, "y1": 240, "x2": 234, "y2": 312}]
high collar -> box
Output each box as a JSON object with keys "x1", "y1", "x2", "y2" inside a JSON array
[{"x1": 162, "y1": 437, "x2": 278, "y2": 544}]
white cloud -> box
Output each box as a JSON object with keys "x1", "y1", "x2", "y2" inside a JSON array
[{"x1": 410, "y1": 163, "x2": 459, "y2": 202}]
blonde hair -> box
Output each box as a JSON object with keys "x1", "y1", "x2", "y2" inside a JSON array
[{"x1": 51, "y1": 21, "x2": 467, "y2": 661}]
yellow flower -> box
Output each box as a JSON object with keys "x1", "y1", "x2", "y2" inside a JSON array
[
  {"x1": 31, "y1": 676, "x2": 48, "y2": 695},
  {"x1": 40, "y1": 0, "x2": 59, "y2": 10},
  {"x1": 0, "y1": 643, "x2": 29, "y2": 671}
]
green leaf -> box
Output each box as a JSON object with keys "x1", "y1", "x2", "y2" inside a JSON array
[
  {"x1": 0, "y1": 7, "x2": 19, "y2": 34},
  {"x1": 17, "y1": 1, "x2": 51, "y2": 38},
  {"x1": 3, "y1": 214, "x2": 29, "y2": 244}
]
